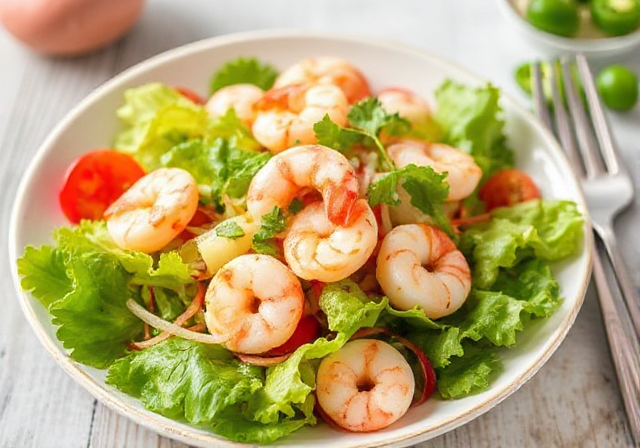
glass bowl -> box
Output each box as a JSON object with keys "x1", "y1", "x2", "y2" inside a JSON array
[{"x1": 498, "y1": 0, "x2": 640, "y2": 58}]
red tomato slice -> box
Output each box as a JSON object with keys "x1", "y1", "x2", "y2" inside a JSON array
[
  {"x1": 479, "y1": 169, "x2": 541, "y2": 211},
  {"x1": 59, "y1": 149, "x2": 145, "y2": 223},
  {"x1": 267, "y1": 315, "x2": 322, "y2": 356},
  {"x1": 175, "y1": 86, "x2": 206, "y2": 105}
]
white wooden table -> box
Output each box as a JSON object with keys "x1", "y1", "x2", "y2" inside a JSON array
[{"x1": 1, "y1": 1, "x2": 639, "y2": 447}]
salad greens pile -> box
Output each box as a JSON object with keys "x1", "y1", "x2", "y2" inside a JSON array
[{"x1": 17, "y1": 57, "x2": 583, "y2": 444}]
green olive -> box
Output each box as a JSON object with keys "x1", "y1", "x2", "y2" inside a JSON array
[
  {"x1": 591, "y1": 0, "x2": 640, "y2": 36},
  {"x1": 596, "y1": 64, "x2": 639, "y2": 111},
  {"x1": 525, "y1": 0, "x2": 581, "y2": 37}
]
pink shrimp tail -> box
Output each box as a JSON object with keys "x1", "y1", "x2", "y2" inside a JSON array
[{"x1": 324, "y1": 181, "x2": 359, "y2": 227}]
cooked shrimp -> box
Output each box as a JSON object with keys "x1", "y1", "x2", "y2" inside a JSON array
[
  {"x1": 284, "y1": 199, "x2": 377, "y2": 282},
  {"x1": 274, "y1": 57, "x2": 371, "y2": 104},
  {"x1": 377, "y1": 87, "x2": 431, "y2": 127},
  {"x1": 246, "y1": 144, "x2": 359, "y2": 227},
  {"x1": 105, "y1": 167, "x2": 199, "y2": 253},
  {"x1": 194, "y1": 213, "x2": 260, "y2": 278},
  {"x1": 376, "y1": 223, "x2": 471, "y2": 319},
  {"x1": 387, "y1": 139, "x2": 482, "y2": 202},
  {"x1": 316, "y1": 338, "x2": 415, "y2": 432},
  {"x1": 251, "y1": 82, "x2": 349, "y2": 153},
  {"x1": 204, "y1": 254, "x2": 304, "y2": 354},
  {"x1": 205, "y1": 83, "x2": 264, "y2": 127}
]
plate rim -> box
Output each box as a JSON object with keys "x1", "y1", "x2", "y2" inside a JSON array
[{"x1": 7, "y1": 28, "x2": 594, "y2": 448}]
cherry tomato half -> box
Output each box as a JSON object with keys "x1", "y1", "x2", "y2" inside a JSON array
[
  {"x1": 596, "y1": 64, "x2": 639, "y2": 112},
  {"x1": 59, "y1": 149, "x2": 145, "y2": 223},
  {"x1": 267, "y1": 315, "x2": 322, "y2": 356},
  {"x1": 478, "y1": 169, "x2": 541, "y2": 211}
]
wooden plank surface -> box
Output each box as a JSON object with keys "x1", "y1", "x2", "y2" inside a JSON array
[{"x1": 1, "y1": 1, "x2": 639, "y2": 447}]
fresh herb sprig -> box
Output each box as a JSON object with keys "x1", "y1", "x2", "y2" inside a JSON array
[{"x1": 314, "y1": 97, "x2": 410, "y2": 172}]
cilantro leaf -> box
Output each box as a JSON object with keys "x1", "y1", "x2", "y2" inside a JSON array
[
  {"x1": 314, "y1": 99, "x2": 410, "y2": 171},
  {"x1": 367, "y1": 164, "x2": 454, "y2": 236},
  {"x1": 210, "y1": 57, "x2": 279, "y2": 94},
  {"x1": 287, "y1": 198, "x2": 305, "y2": 215},
  {"x1": 348, "y1": 97, "x2": 410, "y2": 137},
  {"x1": 252, "y1": 207, "x2": 287, "y2": 256},
  {"x1": 313, "y1": 115, "x2": 362, "y2": 152},
  {"x1": 214, "y1": 220, "x2": 246, "y2": 239}
]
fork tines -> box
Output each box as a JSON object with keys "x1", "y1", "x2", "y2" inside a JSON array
[
  {"x1": 532, "y1": 54, "x2": 640, "y2": 446},
  {"x1": 531, "y1": 54, "x2": 622, "y2": 179}
]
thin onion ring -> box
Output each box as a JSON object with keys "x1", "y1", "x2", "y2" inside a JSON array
[
  {"x1": 235, "y1": 353, "x2": 292, "y2": 367},
  {"x1": 131, "y1": 283, "x2": 207, "y2": 350},
  {"x1": 126, "y1": 298, "x2": 227, "y2": 345},
  {"x1": 379, "y1": 204, "x2": 393, "y2": 236}
]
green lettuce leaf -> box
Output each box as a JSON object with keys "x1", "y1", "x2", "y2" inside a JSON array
[
  {"x1": 160, "y1": 134, "x2": 270, "y2": 208},
  {"x1": 206, "y1": 108, "x2": 262, "y2": 152},
  {"x1": 378, "y1": 199, "x2": 577, "y2": 397},
  {"x1": 435, "y1": 343, "x2": 501, "y2": 399},
  {"x1": 114, "y1": 83, "x2": 211, "y2": 171},
  {"x1": 17, "y1": 245, "x2": 72, "y2": 308},
  {"x1": 16, "y1": 221, "x2": 196, "y2": 368},
  {"x1": 460, "y1": 199, "x2": 584, "y2": 289},
  {"x1": 492, "y1": 258, "x2": 561, "y2": 318},
  {"x1": 434, "y1": 80, "x2": 514, "y2": 180},
  {"x1": 107, "y1": 338, "x2": 306, "y2": 444},
  {"x1": 18, "y1": 223, "x2": 142, "y2": 368},
  {"x1": 319, "y1": 280, "x2": 388, "y2": 336},
  {"x1": 490, "y1": 199, "x2": 584, "y2": 261}
]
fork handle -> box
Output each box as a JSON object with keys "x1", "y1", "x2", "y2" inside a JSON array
[
  {"x1": 596, "y1": 225, "x2": 640, "y2": 339},
  {"x1": 592, "y1": 237, "x2": 640, "y2": 446}
]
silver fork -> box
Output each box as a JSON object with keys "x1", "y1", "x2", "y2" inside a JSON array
[{"x1": 532, "y1": 54, "x2": 640, "y2": 446}]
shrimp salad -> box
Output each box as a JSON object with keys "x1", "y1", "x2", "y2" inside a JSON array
[{"x1": 17, "y1": 56, "x2": 584, "y2": 444}]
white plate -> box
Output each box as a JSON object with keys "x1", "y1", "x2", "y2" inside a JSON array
[
  {"x1": 8, "y1": 29, "x2": 592, "y2": 447},
  {"x1": 498, "y1": 0, "x2": 640, "y2": 58}
]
